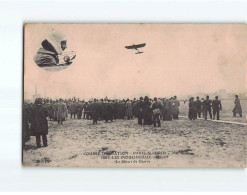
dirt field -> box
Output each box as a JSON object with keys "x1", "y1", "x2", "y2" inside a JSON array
[{"x1": 23, "y1": 101, "x2": 247, "y2": 167}]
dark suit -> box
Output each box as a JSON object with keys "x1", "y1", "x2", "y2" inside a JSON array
[
  {"x1": 212, "y1": 99, "x2": 222, "y2": 120},
  {"x1": 203, "y1": 99, "x2": 212, "y2": 120},
  {"x1": 195, "y1": 100, "x2": 202, "y2": 118},
  {"x1": 136, "y1": 100, "x2": 145, "y2": 125},
  {"x1": 188, "y1": 101, "x2": 196, "y2": 120},
  {"x1": 30, "y1": 104, "x2": 48, "y2": 147}
]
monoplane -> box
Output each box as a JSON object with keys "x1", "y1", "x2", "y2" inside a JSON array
[{"x1": 125, "y1": 43, "x2": 146, "y2": 54}]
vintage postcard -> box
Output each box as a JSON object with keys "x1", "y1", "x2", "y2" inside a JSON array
[{"x1": 23, "y1": 23, "x2": 247, "y2": 167}]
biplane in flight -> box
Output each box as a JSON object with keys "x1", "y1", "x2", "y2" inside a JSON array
[{"x1": 125, "y1": 43, "x2": 146, "y2": 54}]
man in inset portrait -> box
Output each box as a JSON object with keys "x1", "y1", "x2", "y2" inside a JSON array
[{"x1": 34, "y1": 30, "x2": 69, "y2": 67}]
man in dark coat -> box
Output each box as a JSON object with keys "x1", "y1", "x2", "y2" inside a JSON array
[
  {"x1": 203, "y1": 96, "x2": 212, "y2": 120},
  {"x1": 188, "y1": 97, "x2": 197, "y2": 120},
  {"x1": 212, "y1": 96, "x2": 222, "y2": 120},
  {"x1": 90, "y1": 99, "x2": 100, "y2": 124},
  {"x1": 143, "y1": 96, "x2": 153, "y2": 125},
  {"x1": 30, "y1": 98, "x2": 48, "y2": 148},
  {"x1": 201, "y1": 98, "x2": 205, "y2": 118},
  {"x1": 136, "y1": 97, "x2": 145, "y2": 125},
  {"x1": 83, "y1": 102, "x2": 90, "y2": 119},
  {"x1": 34, "y1": 31, "x2": 67, "y2": 67},
  {"x1": 195, "y1": 96, "x2": 202, "y2": 119},
  {"x1": 34, "y1": 44, "x2": 59, "y2": 66},
  {"x1": 233, "y1": 95, "x2": 242, "y2": 117},
  {"x1": 112, "y1": 100, "x2": 118, "y2": 120},
  {"x1": 104, "y1": 101, "x2": 114, "y2": 122},
  {"x1": 70, "y1": 101, "x2": 78, "y2": 119},
  {"x1": 163, "y1": 98, "x2": 172, "y2": 121},
  {"x1": 172, "y1": 96, "x2": 180, "y2": 120},
  {"x1": 45, "y1": 102, "x2": 54, "y2": 121},
  {"x1": 77, "y1": 101, "x2": 83, "y2": 119},
  {"x1": 56, "y1": 99, "x2": 67, "y2": 124},
  {"x1": 152, "y1": 97, "x2": 162, "y2": 127},
  {"x1": 116, "y1": 101, "x2": 125, "y2": 119}
]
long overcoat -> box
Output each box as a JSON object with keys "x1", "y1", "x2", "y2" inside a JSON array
[
  {"x1": 70, "y1": 102, "x2": 78, "y2": 115},
  {"x1": 30, "y1": 105, "x2": 48, "y2": 136},
  {"x1": 233, "y1": 98, "x2": 242, "y2": 114},
  {"x1": 57, "y1": 102, "x2": 67, "y2": 120},
  {"x1": 34, "y1": 48, "x2": 59, "y2": 67},
  {"x1": 172, "y1": 99, "x2": 180, "y2": 115}
]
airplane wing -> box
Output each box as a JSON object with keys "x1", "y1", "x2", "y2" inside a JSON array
[
  {"x1": 125, "y1": 43, "x2": 146, "y2": 49},
  {"x1": 135, "y1": 43, "x2": 146, "y2": 48},
  {"x1": 125, "y1": 45, "x2": 134, "y2": 49}
]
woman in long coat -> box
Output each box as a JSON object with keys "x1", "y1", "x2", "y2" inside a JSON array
[
  {"x1": 30, "y1": 98, "x2": 48, "y2": 148},
  {"x1": 172, "y1": 96, "x2": 180, "y2": 120},
  {"x1": 57, "y1": 99, "x2": 67, "y2": 124},
  {"x1": 233, "y1": 95, "x2": 242, "y2": 117},
  {"x1": 188, "y1": 97, "x2": 196, "y2": 120}
]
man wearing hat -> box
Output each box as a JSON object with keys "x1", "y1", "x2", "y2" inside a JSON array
[
  {"x1": 152, "y1": 97, "x2": 162, "y2": 127},
  {"x1": 30, "y1": 98, "x2": 48, "y2": 148},
  {"x1": 188, "y1": 97, "x2": 196, "y2": 120},
  {"x1": 136, "y1": 97, "x2": 145, "y2": 125},
  {"x1": 212, "y1": 96, "x2": 222, "y2": 120},
  {"x1": 143, "y1": 96, "x2": 153, "y2": 125},
  {"x1": 34, "y1": 31, "x2": 67, "y2": 67},
  {"x1": 70, "y1": 100, "x2": 78, "y2": 119},
  {"x1": 172, "y1": 96, "x2": 180, "y2": 120},
  {"x1": 163, "y1": 98, "x2": 172, "y2": 121},
  {"x1": 90, "y1": 99, "x2": 100, "y2": 125},
  {"x1": 56, "y1": 99, "x2": 67, "y2": 124},
  {"x1": 195, "y1": 96, "x2": 202, "y2": 118},
  {"x1": 203, "y1": 96, "x2": 212, "y2": 120}
]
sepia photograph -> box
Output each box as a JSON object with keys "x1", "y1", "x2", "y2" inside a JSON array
[{"x1": 23, "y1": 23, "x2": 247, "y2": 168}]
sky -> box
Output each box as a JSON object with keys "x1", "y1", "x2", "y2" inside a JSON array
[{"x1": 24, "y1": 24, "x2": 247, "y2": 100}]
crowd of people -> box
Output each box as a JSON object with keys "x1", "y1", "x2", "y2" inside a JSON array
[
  {"x1": 187, "y1": 95, "x2": 242, "y2": 120},
  {"x1": 23, "y1": 95, "x2": 243, "y2": 149}
]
